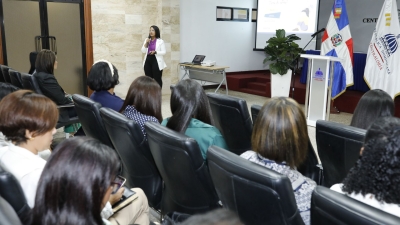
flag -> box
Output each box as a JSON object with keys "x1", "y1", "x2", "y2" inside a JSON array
[
  {"x1": 364, "y1": 0, "x2": 400, "y2": 98},
  {"x1": 320, "y1": 0, "x2": 354, "y2": 99}
]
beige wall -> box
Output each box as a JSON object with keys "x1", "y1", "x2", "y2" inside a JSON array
[{"x1": 91, "y1": 0, "x2": 180, "y2": 98}]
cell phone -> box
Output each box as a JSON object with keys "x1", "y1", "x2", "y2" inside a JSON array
[
  {"x1": 148, "y1": 35, "x2": 151, "y2": 39},
  {"x1": 112, "y1": 175, "x2": 126, "y2": 194}
]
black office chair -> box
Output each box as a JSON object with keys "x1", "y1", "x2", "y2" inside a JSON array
[
  {"x1": 251, "y1": 103, "x2": 322, "y2": 184},
  {"x1": 21, "y1": 72, "x2": 79, "y2": 129},
  {"x1": 311, "y1": 186, "x2": 400, "y2": 225},
  {"x1": 250, "y1": 104, "x2": 262, "y2": 124},
  {"x1": 207, "y1": 146, "x2": 305, "y2": 225},
  {"x1": 0, "y1": 196, "x2": 22, "y2": 225},
  {"x1": 316, "y1": 120, "x2": 366, "y2": 187},
  {"x1": 145, "y1": 122, "x2": 219, "y2": 215},
  {"x1": 0, "y1": 167, "x2": 31, "y2": 224},
  {"x1": 100, "y1": 107, "x2": 162, "y2": 209},
  {"x1": 0, "y1": 65, "x2": 5, "y2": 82},
  {"x1": 72, "y1": 94, "x2": 113, "y2": 148},
  {"x1": 1, "y1": 65, "x2": 12, "y2": 83},
  {"x1": 8, "y1": 70, "x2": 24, "y2": 88},
  {"x1": 206, "y1": 93, "x2": 252, "y2": 155}
]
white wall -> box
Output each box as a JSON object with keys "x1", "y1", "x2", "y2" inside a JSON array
[{"x1": 180, "y1": 0, "x2": 267, "y2": 75}]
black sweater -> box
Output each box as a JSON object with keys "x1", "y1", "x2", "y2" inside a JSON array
[{"x1": 34, "y1": 72, "x2": 72, "y2": 105}]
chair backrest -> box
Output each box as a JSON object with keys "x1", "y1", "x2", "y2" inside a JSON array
[
  {"x1": 316, "y1": 120, "x2": 366, "y2": 187},
  {"x1": 251, "y1": 104, "x2": 322, "y2": 184},
  {"x1": 145, "y1": 122, "x2": 219, "y2": 215},
  {"x1": 72, "y1": 94, "x2": 113, "y2": 148},
  {"x1": 207, "y1": 146, "x2": 304, "y2": 225},
  {"x1": 1, "y1": 65, "x2": 11, "y2": 83},
  {"x1": 250, "y1": 104, "x2": 262, "y2": 124},
  {"x1": 0, "y1": 196, "x2": 22, "y2": 225},
  {"x1": 8, "y1": 70, "x2": 24, "y2": 88},
  {"x1": 206, "y1": 93, "x2": 252, "y2": 155},
  {"x1": 100, "y1": 107, "x2": 162, "y2": 208},
  {"x1": 21, "y1": 72, "x2": 43, "y2": 94},
  {"x1": 0, "y1": 65, "x2": 5, "y2": 82},
  {"x1": 0, "y1": 167, "x2": 31, "y2": 224},
  {"x1": 311, "y1": 186, "x2": 400, "y2": 225}
]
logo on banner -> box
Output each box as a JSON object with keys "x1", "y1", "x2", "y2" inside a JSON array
[
  {"x1": 369, "y1": 30, "x2": 400, "y2": 73},
  {"x1": 313, "y1": 68, "x2": 324, "y2": 81},
  {"x1": 330, "y1": 34, "x2": 343, "y2": 47}
]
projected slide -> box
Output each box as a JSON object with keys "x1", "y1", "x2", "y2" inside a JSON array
[{"x1": 255, "y1": 0, "x2": 319, "y2": 49}]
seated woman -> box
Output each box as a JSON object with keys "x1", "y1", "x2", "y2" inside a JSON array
[
  {"x1": 331, "y1": 117, "x2": 400, "y2": 216},
  {"x1": 30, "y1": 137, "x2": 149, "y2": 225},
  {"x1": 241, "y1": 97, "x2": 316, "y2": 225},
  {"x1": 162, "y1": 79, "x2": 228, "y2": 160},
  {"x1": 0, "y1": 83, "x2": 19, "y2": 147},
  {"x1": 350, "y1": 89, "x2": 394, "y2": 129},
  {"x1": 87, "y1": 60, "x2": 124, "y2": 111},
  {"x1": 0, "y1": 91, "x2": 149, "y2": 225},
  {"x1": 120, "y1": 76, "x2": 162, "y2": 138},
  {"x1": 0, "y1": 90, "x2": 58, "y2": 207}
]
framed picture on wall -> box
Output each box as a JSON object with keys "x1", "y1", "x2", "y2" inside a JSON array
[
  {"x1": 252, "y1": 9, "x2": 257, "y2": 22},
  {"x1": 216, "y1": 7, "x2": 232, "y2": 21},
  {"x1": 232, "y1": 8, "x2": 249, "y2": 22}
]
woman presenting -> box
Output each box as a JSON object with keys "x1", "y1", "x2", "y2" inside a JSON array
[{"x1": 141, "y1": 25, "x2": 166, "y2": 88}]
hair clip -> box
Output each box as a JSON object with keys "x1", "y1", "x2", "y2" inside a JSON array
[{"x1": 93, "y1": 59, "x2": 114, "y2": 76}]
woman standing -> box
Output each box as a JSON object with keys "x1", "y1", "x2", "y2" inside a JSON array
[{"x1": 141, "y1": 25, "x2": 166, "y2": 88}]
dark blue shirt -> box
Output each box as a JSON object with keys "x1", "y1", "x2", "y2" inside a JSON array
[{"x1": 90, "y1": 90, "x2": 124, "y2": 112}]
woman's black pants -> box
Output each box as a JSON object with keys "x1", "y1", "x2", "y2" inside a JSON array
[{"x1": 144, "y1": 54, "x2": 163, "y2": 87}]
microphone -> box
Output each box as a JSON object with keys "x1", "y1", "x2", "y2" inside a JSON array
[{"x1": 311, "y1": 28, "x2": 325, "y2": 37}]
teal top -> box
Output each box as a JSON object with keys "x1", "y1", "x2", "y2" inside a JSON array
[{"x1": 161, "y1": 118, "x2": 228, "y2": 159}]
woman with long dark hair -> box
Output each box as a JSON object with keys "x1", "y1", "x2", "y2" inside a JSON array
[
  {"x1": 162, "y1": 79, "x2": 227, "y2": 159},
  {"x1": 30, "y1": 137, "x2": 150, "y2": 225},
  {"x1": 141, "y1": 25, "x2": 167, "y2": 87},
  {"x1": 241, "y1": 97, "x2": 316, "y2": 225},
  {"x1": 120, "y1": 76, "x2": 162, "y2": 138},
  {"x1": 350, "y1": 89, "x2": 394, "y2": 129},
  {"x1": 331, "y1": 117, "x2": 400, "y2": 216}
]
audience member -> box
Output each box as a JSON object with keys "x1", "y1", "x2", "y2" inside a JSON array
[
  {"x1": 30, "y1": 137, "x2": 149, "y2": 225},
  {"x1": 162, "y1": 79, "x2": 228, "y2": 160},
  {"x1": 0, "y1": 83, "x2": 19, "y2": 147},
  {"x1": 0, "y1": 90, "x2": 58, "y2": 207},
  {"x1": 120, "y1": 76, "x2": 162, "y2": 138},
  {"x1": 0, "y1": 91, "x2": 149, "y2": 224},
  {"x1": 241, "y1": 97, "x2": 316, "y2": 225},
  {"x1": 350, "y1": 89, "x2": 394, "y2": 129},
  {"x1": 180, "y1": 209, "x2": 243, "y2": 225},
  {"x1": 33, "y1": 49, "x2": 78, "y2": 124},
  {"x1": 87, "y1": 60, "x2": 123, "y2": 111},
  {"x1": 331, "y1": 117, "x2": 400, "y2": 217}
]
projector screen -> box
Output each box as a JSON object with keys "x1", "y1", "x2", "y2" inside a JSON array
[{"x1": 255, "y1": 0, "x2": 320, "y2": 50}]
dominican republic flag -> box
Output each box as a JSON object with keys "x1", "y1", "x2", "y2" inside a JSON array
[
  {"x1": 364, "y1": 0, "x2": 400, "y2": 98},
  {"x1": 320, "y1": 0, "x2": 354, "y2": 99}
]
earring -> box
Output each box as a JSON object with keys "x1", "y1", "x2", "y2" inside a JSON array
[{"x1": 28, "y1": 137, "x2": 35, "y2": 141}]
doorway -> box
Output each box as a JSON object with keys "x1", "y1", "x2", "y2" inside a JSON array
[{"x1": 0, "y1": 0, "x2": 92, "y2": 96}]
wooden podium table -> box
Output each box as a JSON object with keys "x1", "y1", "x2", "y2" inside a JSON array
[{"x1": 179, "y1": 63, "x2": 229, "y2": 94}]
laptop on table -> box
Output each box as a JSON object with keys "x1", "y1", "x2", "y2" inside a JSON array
[{"x1": 182, "y1": 55, "x2": 206, "y2": 65}]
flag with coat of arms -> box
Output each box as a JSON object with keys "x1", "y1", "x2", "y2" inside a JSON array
[
  {"x1": 320, "y1": 0, "x2": 354, "y2": 99},
  {"x1": 364, "y1": 0, "x2": 400, "y2": 98}
]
